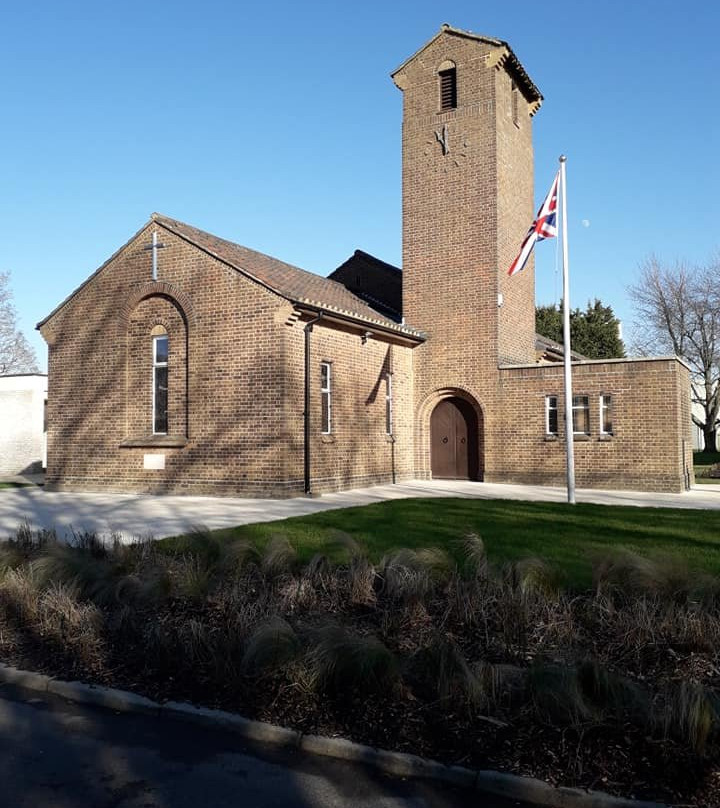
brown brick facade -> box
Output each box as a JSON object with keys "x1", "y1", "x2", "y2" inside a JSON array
[
  {"x1": 39, "y1": 25, "x2": 692, "y2": 496},
  {"x1": 40, "y1": 223, "x2": 418, "y2": 497}
]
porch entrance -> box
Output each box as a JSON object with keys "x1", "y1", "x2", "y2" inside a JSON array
[{"x1": 430, "y1": 397, "x2": 481, "y2": 480}]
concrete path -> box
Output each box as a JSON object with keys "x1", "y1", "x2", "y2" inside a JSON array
[
  {"x1": 0, "y1": 683, "x2": 521, "y2": 808},
  {"x1": 1, "y1": 479, "x2": 719, "y2": 542}
]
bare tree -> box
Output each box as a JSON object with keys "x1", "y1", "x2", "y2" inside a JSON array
[
  {"x1": 628, "y1": 255, "x2": 720, "y2": 452},
  {"x1": 0, "y1": 270, "x2": 38, "y2": 375}
]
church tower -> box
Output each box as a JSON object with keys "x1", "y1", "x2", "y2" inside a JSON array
[{"x1": 392, "y1": 25, "x2": 543, "y2": 479}]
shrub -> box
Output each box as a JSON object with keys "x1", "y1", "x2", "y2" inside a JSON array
[
  {"x1": 663, "y1": 681, "x2": 720, "y2": 753},
  {"x1": 241, "y1": 616, "x2": 300, "y2": 676},
  {"x1": 38, "y1": 581, "x2": 104, "y2": 667},
  {"x1": 0, "y1": 565, "x2": 41, "y2": 621},
  {"x1": 305, "y1": 623, "x2": 399, "y2": 697},
  {"x1": 172, "y1": 553, "x2": 214, "y2": 602},
  {"x1": 260, "y1": 535, "x2": 297, "y2": 580},
  {"x1": 412, "y1": 632, "x2": 484, "y2": 705},
  {"x1": 379, "y1": 548, "x2": 445, "y2": 605}
]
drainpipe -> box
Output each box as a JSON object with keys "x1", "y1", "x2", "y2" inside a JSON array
[{"x1": 304, "y1": 312, "x2": 323, "y2": 495}]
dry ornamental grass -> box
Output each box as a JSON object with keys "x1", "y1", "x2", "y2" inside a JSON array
[{"x1": 0, "y1": 525, "x2": 719, "y2": 804}]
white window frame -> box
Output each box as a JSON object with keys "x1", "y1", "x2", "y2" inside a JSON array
[
  {"x1": 152, "y1": 335, "x2": 168, "y2": 435},
  {"x1": 320, "y1": 361, "x2": 332, "y2": 435},
  {"x1": 599, "y1": 394, "x2": 613, "y2": 436},
  {"x1": 385, "y1": 372, "x2": 393, "y2": 436},
  {"x1": 545, "y1": 395, "x2": 558, "y2": 436},
  {"x1": 572, "y1": 395, "x2": 590, "y2": 436}
]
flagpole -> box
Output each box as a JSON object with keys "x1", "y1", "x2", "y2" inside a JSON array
[{"x1": 559, "y1": 155, "x2": 576, "y2": 505}]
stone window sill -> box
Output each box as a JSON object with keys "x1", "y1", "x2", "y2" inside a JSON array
[
  {"x1": 385, "y1": 434, "x2": 396, "y2": 443},
  {"x1": 544, "y1": 434, "x2": 558, "y2": 442},
  {"x1": 320, "y1": 434, "x2": 336, "y2": 444},
  {"x1": 573, "y1": 434, "x2": 591, "y2": 442},
  {"x1": 120, "y1": 435, "x2": 188, "y2": 449},
  {"x1": 598, "y1": 434, "x2": 614, "y2": 442}
]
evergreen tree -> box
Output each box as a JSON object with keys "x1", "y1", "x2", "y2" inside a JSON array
[{"x1": 535, "y1": 299, "x2": 625, "y2": 359}]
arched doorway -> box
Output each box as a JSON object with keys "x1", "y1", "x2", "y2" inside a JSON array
[{"x1": 430, "y1": 397, "x2": 481, "y2": 480}]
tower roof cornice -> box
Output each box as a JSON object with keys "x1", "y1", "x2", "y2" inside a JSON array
[{"x1": 391, "y1": 23, "x2": 543, "y2": 115}]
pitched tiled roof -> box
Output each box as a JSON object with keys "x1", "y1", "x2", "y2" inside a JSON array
[
  {"x1": 38, "y1": 214, "x2": 425, "y2": 340},
  {"x1": 535, "y1": 333, "x2": 586, "y2": 362},
  {"x1": 154, "y1": 214, "x2": 423, "y2": 338}
]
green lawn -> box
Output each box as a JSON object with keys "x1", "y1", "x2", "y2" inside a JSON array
[
  {"x1": 0, "y1": 482, "x2": 32, "y2": 490},
  {"x1": 165, "y1": 497, "x2": 720, "y2": 588}
]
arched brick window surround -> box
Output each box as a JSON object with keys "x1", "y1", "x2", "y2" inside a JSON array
[
  {"x1": 417, "y1": 387, "x2": 485, "y2": 481},
  {"x1": 122, "y1": 283, "x2": 192, "y2": 442}
]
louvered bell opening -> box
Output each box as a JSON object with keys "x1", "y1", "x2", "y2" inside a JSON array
[{"x1": 439, "y1": 68, "x2": 457, "y2": 110}]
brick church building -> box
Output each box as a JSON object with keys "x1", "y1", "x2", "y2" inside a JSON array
[{"x1": 38, "y1": 25, "x2": 693, "y2": 496}]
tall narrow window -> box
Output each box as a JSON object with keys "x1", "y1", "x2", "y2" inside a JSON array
[
  {"x1": 320, "y1": 362, "x2": 332, "y2": 434},
  {"x1": 545, "y1": 395, "x2": 558, "y2": 436},
  {"x1": 153, "y1": 335, "x2": 168, "y2": 434},
  {"x1": 572, "y1": 395, "x2": 590, "y2": 436},
  {"x1": 439, "y1": 67, "x2": 457, "y2": 110},
  {"x1": 385, "y1": 373, "x2": 393, "y2": 436},
  {"x1": 511, "y1": 79, "x2": 519, "y2": 126},
  {"x1": 600, "y1": 394, "x2": 613, "y2": 435}
]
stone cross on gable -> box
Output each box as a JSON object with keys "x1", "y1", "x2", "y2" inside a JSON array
[{"x1": 143, "y1": 230, "x2": 166, "y2": 281}]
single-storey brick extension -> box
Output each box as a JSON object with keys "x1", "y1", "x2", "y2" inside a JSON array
[{"x1": 38, "y1": 25, "x2": 693, "y2": 496}]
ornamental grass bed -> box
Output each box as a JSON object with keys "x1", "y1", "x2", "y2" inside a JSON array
[{"x1": 0, "y1": 523, "x2": 719, "y2": 805}]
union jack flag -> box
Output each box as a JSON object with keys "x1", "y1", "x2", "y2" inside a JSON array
[{"x1": 507, "y1": 170, "x2": 560, "y2": 276}]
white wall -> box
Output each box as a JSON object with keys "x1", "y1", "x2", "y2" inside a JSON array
[{"x1": 0, "y1": 374, "x2": 47, "y2": 475}]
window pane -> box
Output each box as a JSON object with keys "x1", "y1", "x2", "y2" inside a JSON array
[
  {"x1": 602, "y1": 395, "x2": 613, "y2": 434},
  {"x1": 321, "y1": 391, "x2": 330, "y2": 433},
  {"x1": 321, "y1": 363, "x2": 329, "y2": 390},
  {"x1": 155, "y1": 336, "x2": 168, "y2": 364},
  {"x1": 572, "y1": 396, "x2": 589, "y2": 434},
  {"x1": 154, "y1": 366, "x2": 168, "y2": 434},
  {"x1": 385, "y1": 375, "x2": 392, "y2": 435},
  {"x1": 546, "y1": 396, "x2": 558, "y2": 434}
]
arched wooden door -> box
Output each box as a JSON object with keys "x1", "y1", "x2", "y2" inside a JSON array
[{"x1": 430, "y1": 397, "x2": 481, "y2": 480}]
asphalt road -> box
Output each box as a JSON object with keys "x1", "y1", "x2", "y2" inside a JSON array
[{"x1": 0, "y1": 683, "x2": 529, "y2": 808}]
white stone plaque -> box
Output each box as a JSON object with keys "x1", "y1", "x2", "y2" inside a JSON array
[{"x1": 143, "y1": 453, "x2": 166, "y2": 470}]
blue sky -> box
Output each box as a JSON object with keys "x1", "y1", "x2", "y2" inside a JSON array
[{"x1": 2, "y1": 0, "x2": 718, "y2": 369}]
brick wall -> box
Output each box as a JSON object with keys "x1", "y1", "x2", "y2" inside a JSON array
[
  {"x1": 493, "y1": 358, "x2": 693, "y2": 492},
  {"x1": 394, "y1": 29, "x2": 539, "y2": 483},
  {"x1": 394, "y1": 28, "x2": 691, "y2": 494},
  {"x1": 281, "y1": 316, "x2": 415, "y2": 494},
  {"x1": 41, "y1": 223, "x2": 415, "y2": 496}
]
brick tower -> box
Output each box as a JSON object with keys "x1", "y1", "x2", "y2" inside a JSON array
[{"x1": 392, "y1": 25, "x2": 543, "y2": 479}]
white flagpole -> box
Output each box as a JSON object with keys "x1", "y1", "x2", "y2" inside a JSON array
[{"x1": 559, "y1": 155, "x2": 576, "y2": 504}]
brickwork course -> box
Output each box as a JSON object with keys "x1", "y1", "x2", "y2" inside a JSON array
[{"x1": 37, "y1": 24, "x2": 693, "y2": 496}]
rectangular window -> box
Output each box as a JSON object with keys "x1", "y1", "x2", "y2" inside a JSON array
[
  {"x1": 320, "y1": 361, "x2": 332, "y2": 434},
  {"x1": 385, "y1": 373, "x2": 393, "y2": 436},
  {"x1": 511, "y1": 79, "x2": 519, "y2": 126},
  {"x1": 153, "y1": 335, "x2": 168, "y2": 435},
  {"x1": 545, "y1": 395, "x2": 558, "y2": 435},
  {"x1": 600, "y1": 394, "x2": 613, "y2": 435},
  {"x1": 439, "y1": 68, "x2": 457, "y2": 110},
  {"x1": 572, "y1": 395, "x2": 590, "y2": 436}
]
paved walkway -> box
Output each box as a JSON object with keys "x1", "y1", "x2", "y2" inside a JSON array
[{"x1": 1, "y1": 479, "x2": 719, "y2": 542}]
